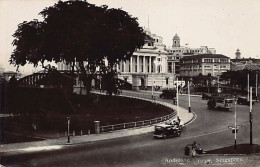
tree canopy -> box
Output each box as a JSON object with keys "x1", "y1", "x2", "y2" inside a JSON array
[{"x1": 10, "y1": 0, "x2": 146, "y2": 94}]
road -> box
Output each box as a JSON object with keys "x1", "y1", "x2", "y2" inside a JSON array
[{"x1": 1, "y1": 91, "x2": 260, "y2": 167}]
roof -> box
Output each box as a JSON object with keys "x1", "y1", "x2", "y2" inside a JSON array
[
  {"x1": 144, "y1": 34, "x2": 155, "y2": 42},
  {"x1": 231, "y1": 61, "x2": 260, "y2": 71},
  {"x1": 173, "y1": 33, "x2": 180, "y2": 40},
  {"x1": 180, "y1": 54, "x2": 229, "y2": 61}
]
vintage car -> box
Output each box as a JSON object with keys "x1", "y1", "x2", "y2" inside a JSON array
[
  {"x1": 237, "y1": 96, "x2": 255, "y2": 105},
  {"x1": 207, "y1": 96, "x2": 234, "y2": 111},
  {"x1": 202, "y1": 93, "x2": 211, "y2": 100},
  {"x1": 159, "y1": 89, "x2": 177, "y2": 99},
  {"x1": 153, "y1": 120, "x2": 182, "y2": 138}
]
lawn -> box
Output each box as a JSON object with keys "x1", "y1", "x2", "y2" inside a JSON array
[{"x1": 2, "y1": 87, "x2": 173, "y2": 139}]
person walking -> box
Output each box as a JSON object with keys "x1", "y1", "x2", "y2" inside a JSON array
[{"x1": 191, "y1": 141, "x2": 198, "y2": 157}]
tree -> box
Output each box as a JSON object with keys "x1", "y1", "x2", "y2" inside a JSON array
[{"x1": 10, "y1": 0, "x2": 145, "y2": 95}]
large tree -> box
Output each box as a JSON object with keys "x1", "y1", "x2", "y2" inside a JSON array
[{"x1": 10, "y1": 0, "x2": 145, "y2": 95}]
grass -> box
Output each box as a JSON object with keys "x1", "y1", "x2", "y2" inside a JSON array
[{"x1": 2, "y1": 88, "x2": 173, "y2": 140}]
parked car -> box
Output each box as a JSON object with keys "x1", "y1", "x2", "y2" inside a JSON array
[
  {"x1": 160, "y1": 89, "x2": 176, "y2": 99},
  {"x1": 153, "y1": 120, "x2": 182, "y2": 138}
]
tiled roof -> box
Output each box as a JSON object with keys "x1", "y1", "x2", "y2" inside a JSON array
[
  {"x1": 180, "y1": 54, "x2": 228, "y2": 61},
  {"x1": 232, "y1": 62, "x2": 260, "y2": 71}
]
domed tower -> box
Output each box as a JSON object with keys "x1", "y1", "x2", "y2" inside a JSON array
[
  {"x1": 235, "y1": 49, "x2": 241, "y2": 59},
  {"x1": 172, "y1": 33, "x2": 180, "y2": 47}
]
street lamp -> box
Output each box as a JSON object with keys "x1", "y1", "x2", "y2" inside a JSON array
[
  {"x1": 67, "y1": 116, "x2": 70, "y2": 143},
  {"x1": 152, "y1": 59, "x2": 161, "y2": 100},
  {"x1": 188, "y1": 80, "x2": 191, "y2": 113},
  {"x1": 176, "y1": 77, "x2": 179, "y2": 121},
  {"x1": 250, "y1": 87, "x2": 253, "y2": 145},
  {"x1": 234, "y1": 96, "x2": 237, "y2": 150}
]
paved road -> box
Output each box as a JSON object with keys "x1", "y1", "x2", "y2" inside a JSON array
[{"x1": 1, "y1": 91, "x2": 260, "y2": 167}]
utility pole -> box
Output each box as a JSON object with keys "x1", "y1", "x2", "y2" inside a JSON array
[
  {"x1": 250, "y1": 87, "x2": 253, "y2": 145},
  {"x1": 67, "y1": 117, "x2": 70, "y2": 143},
  {"x1": 248, "y1": 73, "x2": 250, "y2": 101},
  {"x1": 234, "y1": 97, "x2": 237, "y2": 150},
  {"x1": 256, "y1": 72, "x2": 258, "y2": 101},
  {"x1": 176, "y1": 77, "x2": 179, "y2": 120},
  {"x1": 188, "y1": 80, "x2": 191, "y2": 112}
]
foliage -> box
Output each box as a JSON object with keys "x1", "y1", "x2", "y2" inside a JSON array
[
  {"x1": 10, "y1": 0, "x2": 145, "y2": 95},
  {"x1": 220, "y1": 70, "x2": 259, "y2": 91}
]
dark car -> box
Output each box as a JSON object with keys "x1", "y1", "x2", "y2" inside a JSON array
[
  {"x1": 237, "y1": 96, "x2": 255, "y2": 105},
  {"x1": 201, "y1": 93, "x2": 212, "y2": 100},
  {"x1": 160, "y1": 89, "x2": 176, "y2": 99},
  {"x1": 153, "y1": 121, "x2": 182, "y2": 139}
]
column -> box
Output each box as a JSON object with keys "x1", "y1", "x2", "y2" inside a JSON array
[
  {"x1": 173, "y1": 62, "x2": 175, "y2": 74},
  {"x1": 130, "y1": 57, "x2": 133, "y2": 73},
  {"x1": 149, "y1": 56, "x2": 152, "y2": 73},
  {"x1": 123, "y1": 61, "x2": 126, "y2": 73},
  {"x1": 143, "y1": 56, "x2": 146, "y2": 73},
  {"x1": 137, "y1": 55, "x2": 139, "y2": 73}
]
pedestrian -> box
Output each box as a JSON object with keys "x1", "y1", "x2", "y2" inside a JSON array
[{"x1": 191, "y1": 141, "x2": 198, "y2": 157}]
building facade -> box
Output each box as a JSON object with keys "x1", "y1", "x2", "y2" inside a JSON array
[
  {"x1": 179, "y1": 54, "x2": 230, "y2": 77},
  {"x1": 117, "y1": 27, "x2": 174, "y2": 90},
  {"x1": 167, "y1": 34, "x2": 216, "y2": 76}
]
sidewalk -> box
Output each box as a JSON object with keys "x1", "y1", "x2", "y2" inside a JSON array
[{"x1": 0, "y1": 92, "x2": 194, "y2": 155}]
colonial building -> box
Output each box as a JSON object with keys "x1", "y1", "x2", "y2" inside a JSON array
[
  {"x1": 167, "y1": 34, "x2": 216, "y2": 75},
  {"x1": 231, "y1": 49, "x2": 260, "y2": 71},
  {"x1": 117, "y1": 27, "x2": 174, "y2": 90},
  {"x1": 179, "y1": 54, "x2": 230, "y2": 77}
]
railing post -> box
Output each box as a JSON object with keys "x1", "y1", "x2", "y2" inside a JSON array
[
  {"x1": 112, "y1": 125, "x2": 114, "y2": 131},
  {"x1": 143, "y1": 121, "x2": 144, "y2": 126},
  {"x1": 124, "y1": 123, "x2": 126, "y2": 129},
  {"x1": 135, "y1": 122, "x2": 136, "y2": 127}
]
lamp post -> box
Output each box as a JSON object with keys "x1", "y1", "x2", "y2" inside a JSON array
[
  {"x1": 67, "y1": 116, "x2": 70, "y2": 143},
  {"x1": 250, "y1": 87, "x2": 253, "y2": 145},
  {"x1": 152, "y1": 59, "x2": 161, "y2": 100},
  {"x1": 256, "y1": 72, "x2": 258, "y2": 101},
  {"x1": 234, "y1": 97, "x2": 237, "y2": 150},
  {"x1": 188, "y1": 80, "x2": 191, "y2": 113},
  {"x1": 176, "y1": 77, "x2": 179, "y2": 120},
  {"x1": 248, "y1": 73, "x2": 250, "y2": 101}
]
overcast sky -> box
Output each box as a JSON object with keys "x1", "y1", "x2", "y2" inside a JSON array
[{"x1": 1, "y1": 0, "x2": 260, "y2": 72}]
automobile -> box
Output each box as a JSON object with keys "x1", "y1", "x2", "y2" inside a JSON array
[
  {"x1": 201, "y1": 93, "x2": 212, "y2": 100},
  {"x1": 237, "y1": 96, "x2": 255, "y2": 105},
  {"x1": 207, "y1": 96, "x2": 234, "y2": 111},
  {"x1": 153, "y1": 120, "x2": 182, "y2": 138},
  {"x1": 159, "y1": 89, "x2": 176, "y2": 99}
]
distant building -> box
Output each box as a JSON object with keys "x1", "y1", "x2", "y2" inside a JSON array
[
  {"x1": 179, "y1": 54, "x2": 230, "y2": 77},
  {"x1": 231, "y1": 49, "x2": 260, "y2": 71},
  {"x1": 167, "y1": 34, "x2": 216, "y2": 75},
  {"x1": 0, "y1": 64, "x2": 4, "y2": 77}
]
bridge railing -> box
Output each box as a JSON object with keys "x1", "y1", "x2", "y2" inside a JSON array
[{"x1": 100, "y1": 111, "x2": 176, "y2": 133}]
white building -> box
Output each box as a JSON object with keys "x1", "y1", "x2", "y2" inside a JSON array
[{"x1": 117, "y1": 27, "x2": 174, "y2": 90}]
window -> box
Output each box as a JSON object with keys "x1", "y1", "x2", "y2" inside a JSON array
[{"x1": 204, "y1": 59, "x2": 213, "y2": 63}]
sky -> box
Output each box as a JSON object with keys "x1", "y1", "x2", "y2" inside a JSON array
[{"x1": 1, "y1": 0, "x2": 260, "y2": 73}]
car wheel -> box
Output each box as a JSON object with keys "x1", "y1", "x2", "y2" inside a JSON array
[
  {"x1": 177, "y1": 132, "x2": 181, "y2": 137},
  {"x1": 163, "y1": 134, "x2": 167, "y2": 139}
]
